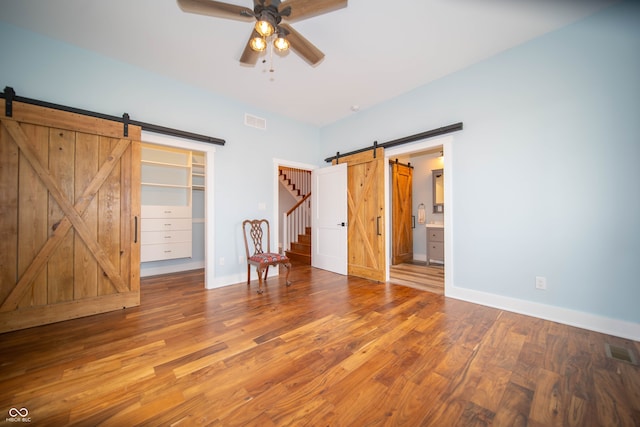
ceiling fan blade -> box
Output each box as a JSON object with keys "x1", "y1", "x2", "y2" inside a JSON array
[
  {"x1": 240, "y1": 30, "x2": 261, "y2": 65},
  {"x1": 279, "y1": 23, "x2": 324, "y2": 66},
  {"x1": 177, "y1": 0, "x2": 254, "y2": 22},
  {"x1": 279, "y1": 0, "x2": 347, "y2": 22}
]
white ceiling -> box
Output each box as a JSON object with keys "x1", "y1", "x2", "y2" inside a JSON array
[{"x1": 0, "y1": 0, "x2": 617, "y2": 127}]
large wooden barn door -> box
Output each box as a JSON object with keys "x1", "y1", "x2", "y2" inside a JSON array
[
  {"x1": 391, "y1": 161, "x2": 413, "y2": 265},
  {"x1": 0, "y1": 102, "x2": 141, "y2": 333},
  {"x1": 335, "y1": 148, "x2": 386, "y2": 282}
]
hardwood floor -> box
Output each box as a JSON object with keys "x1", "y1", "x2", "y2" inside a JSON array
[
  {"x1": 389, "y1": 261, "x2": 444, "y2": 295},
  {"x1": 1, "y1": 266, "x2": 639, "y2": 426}
]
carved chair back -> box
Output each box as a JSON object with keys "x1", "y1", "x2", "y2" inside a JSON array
[{"x1": 243, "y1": 219, "x2": 272, "y2": 257}]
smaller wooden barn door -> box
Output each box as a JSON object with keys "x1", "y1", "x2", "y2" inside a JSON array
[
  {"x1": 335, "y1": 148, "x2": 386, "y2": 282},
  {"x1": 391, "y1": 161, "x2": 413, "y2": 265},
  {"x1": 0, "y1": 102, "x2": 141, "y2": 333}
]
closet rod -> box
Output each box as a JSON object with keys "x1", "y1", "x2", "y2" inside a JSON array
[
  {"x1": 1, "y1": 86, "x2": 225, "y2": 146},
  {"x1": 324, "y1": 122, "x2": 462, "y2": 163}
]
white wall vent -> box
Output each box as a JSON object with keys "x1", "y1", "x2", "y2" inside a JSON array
[{"x1": 244, "y1": 113, "x2": 267, "y2": 130}]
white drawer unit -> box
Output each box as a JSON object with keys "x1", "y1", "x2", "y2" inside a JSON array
[
  {"x1": 141, "y1": 205, "x2": 191, "y2": 219},
  {"x1": 141, "y1": 207, "x2": 193, "y2": 262},
  {"x1": 141, "y1": 241, "x2": 192, "y2": 262},
  {"x1": 140, "y1": 143, "x2": 204, "y2": 264},
  {"x1": 141, "y1": 230, "x2": 192, "y2": 245},
  {"x1": 141, "y1": 218, "x2": 193, "y2": 232},
  {"x1": 426, "y1": 226, "x2": 444, "y2": 265}
]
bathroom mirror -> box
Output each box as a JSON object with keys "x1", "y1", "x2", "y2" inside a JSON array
[{"x1": 432, "y1": 169, "x2": 444, "y2": 213}]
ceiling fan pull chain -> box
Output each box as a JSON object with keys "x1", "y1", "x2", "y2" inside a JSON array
[{"x1": 269, "y1": 38, "x2": 275, "y2": 73}]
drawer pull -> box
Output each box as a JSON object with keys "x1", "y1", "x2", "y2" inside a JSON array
[
  {"x1": 164, "y1": 223, "x2": 172, "y2": 226},
  {"x1": 164, "y1": 250, "x2": 172, "y2": 253},
  {"x1": 164, "y1": 210, "x2": 172, "y2": 214}
]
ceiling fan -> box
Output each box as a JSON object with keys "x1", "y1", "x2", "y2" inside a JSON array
[{"x1": 177, "y1": 0, "x2": 347, "y2": 66}]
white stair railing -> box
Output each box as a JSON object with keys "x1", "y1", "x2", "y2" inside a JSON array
[
  {"x1": 283, "y1": 193, "x2": 311, "y2": 253},
  {"x1": 279, "y1": 166, "x2": 311, "y2": 201},
  {"x1": 280, "y1": 167, "x2": 312, "y2": 253}
]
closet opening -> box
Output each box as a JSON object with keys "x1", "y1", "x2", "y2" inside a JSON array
[{"x1": 140, "y1": 131, "x2": 216, "y2": 289}]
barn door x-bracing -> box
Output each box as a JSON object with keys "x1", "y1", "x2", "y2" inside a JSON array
[
  {"x1": 335, "y1": 148, "x2": 386, "y2": 282},
  {"x1": 391, "y1": 161, "x2": 413, "y2": 265},
  {"x1": 0, "y1": 102, "x2": 141, "y2": 333}
]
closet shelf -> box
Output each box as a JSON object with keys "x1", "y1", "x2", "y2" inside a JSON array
[
  {"x1": 141, "y1": 182, "x2": 190, "y2": 189},
  {"x1": 141, "y1": 160, "x2": 190, "y2": 169}
]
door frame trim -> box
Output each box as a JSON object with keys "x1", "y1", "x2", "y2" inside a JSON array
[{"x1": 384, "y1": 135, "x2": 454, "y2": 294}]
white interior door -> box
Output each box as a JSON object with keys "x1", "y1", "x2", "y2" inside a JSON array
[{"x1": 312, "y1": 163, "x2": 347, "y2": 275}]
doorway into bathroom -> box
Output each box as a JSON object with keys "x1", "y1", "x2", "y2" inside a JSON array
[{"x1": 388, "y1": 144, "x2": 445, "y2": 294}]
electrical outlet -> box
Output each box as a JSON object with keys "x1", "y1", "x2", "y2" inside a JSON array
[{"x1": 535, "y1": 276, "x2": 547, "y2": 290}]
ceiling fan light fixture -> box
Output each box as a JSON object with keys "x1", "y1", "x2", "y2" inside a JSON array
[
  {"x1": 254, "y1": 12, "x2": 275, "y2": 37},
  {"x1": 176, "y1": 0, "x2": 346, "y2": 67},
  {"x1": 249, "y1": 36, "x2": 267, "y2": 52},
  {"x1": 273, "y1": 31, "x2": 290, "y2": 52}
]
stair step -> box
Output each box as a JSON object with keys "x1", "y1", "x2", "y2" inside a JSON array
[
  {"x1": 279, "y1": 174, "x2": 303, "y2": 200},
  {"x1": 291, "y1": 241, "x2": 311, "y2": 254},
  {"x1": 298, "y1": 234, "x2": 311, "y2": 245},
  {"x1": 286, "y1": 250, "x2": 311, "y2": 265}
]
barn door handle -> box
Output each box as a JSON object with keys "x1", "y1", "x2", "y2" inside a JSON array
[
  {"x1": 134, "y1": 216, "x2": 138, "y2": 243},
  {"x1": 412, "y1": 215, "x2": 416, "y2": 229},
  {"x1": 376, "y1": 216, "x2": 381, "y2": 236}
]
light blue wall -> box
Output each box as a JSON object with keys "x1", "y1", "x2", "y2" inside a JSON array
[
  {"x1": 321, "y1": 1, "x2": 640, "y2": 324},
  {"x1": 0, "y1": 21, "x2": 321, "y2": 282}
]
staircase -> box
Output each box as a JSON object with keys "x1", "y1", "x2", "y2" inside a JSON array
[
  {"x1": 279, "y1": 167, "x2": 309, "y2": 201},
  {"x1": 286, "y1": 226, "x2": 311, "y2": 264},
  {"x1": 280, "y1": 167, "x2": 312, "y2": 265}
]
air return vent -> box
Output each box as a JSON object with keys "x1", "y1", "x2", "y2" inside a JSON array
[
  {"x1": 605, "y1": 343, "x2": 637, "y2": 365},
  {"x1": 244, "y1": 113, "x2": 266, "y2": 130}
]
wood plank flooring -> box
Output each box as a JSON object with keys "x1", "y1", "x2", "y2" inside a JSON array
[
  {"x1": 389, "y1": 262, "x2": 444, "y2": 294},
  {"x1": 1, "y1": 266, "x2": 639, "y2": 426}
]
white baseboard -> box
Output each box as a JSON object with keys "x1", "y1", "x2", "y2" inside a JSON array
[{"x1": 446, "y1": 285, "x2": 640, "y2": 342}]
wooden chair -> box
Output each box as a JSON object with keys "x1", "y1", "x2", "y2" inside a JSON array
[{"x1": 242, "y1": 219, "x2": 292, "y2": 294}]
